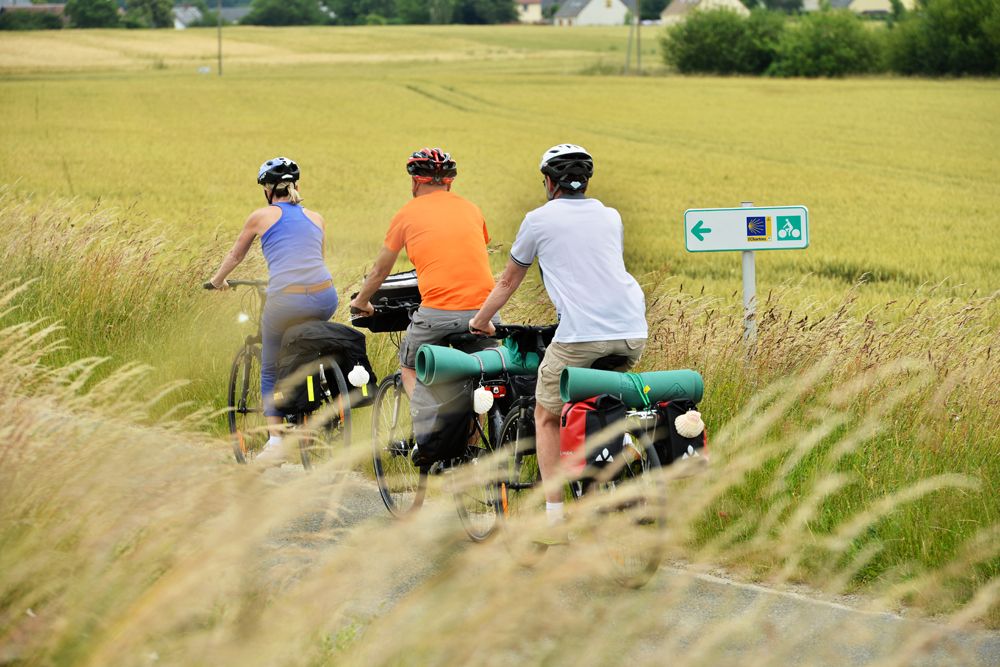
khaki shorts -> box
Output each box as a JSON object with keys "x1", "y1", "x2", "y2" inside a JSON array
[
  {"x1": 535, "y1": 338, "x2": 646, "y2": 415},
  {"x1": 399, "y1": 306, "x2": 499, "y2": 370}
]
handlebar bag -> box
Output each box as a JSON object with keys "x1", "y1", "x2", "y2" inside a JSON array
[
  {"x1": 410, "y1": 378, "x2": 476, "y2": 469},
  {"x1": 559, "y1": 394, "x2": 627, "y2": 478},
  {"x1": 350, "y1": 270, "x2": 421, "y2": 333},
  {"x1": 275, "y1": 321, "x2": 378, "y2": 414},
  {"x1": 651, "y1": 399, "x2": 707, "y2": 466}
]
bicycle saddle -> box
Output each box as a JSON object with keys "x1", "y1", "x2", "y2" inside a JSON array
[{"x1": 589, "y1": 355, "x2": 630, "y2": 371}]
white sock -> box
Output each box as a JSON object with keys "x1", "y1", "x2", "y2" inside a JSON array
[
  {"x1": 545, "y1": 501, "x2": 564, "y2": 526},
  {"x1": 265, "y1": 435, "x2": 283, "y2": 449}
]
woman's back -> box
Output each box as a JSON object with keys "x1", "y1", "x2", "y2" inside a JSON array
[{"x1": 260, "y1": 202, "x2": 332, "y2": 293}]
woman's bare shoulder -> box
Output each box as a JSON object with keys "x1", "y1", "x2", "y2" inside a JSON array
[
  {"x1": 245, "y1": 206, "x2": 281, "y2": 230},
  {"x1": 302, "y1": 207, "x2": 325, "y2": 226}
]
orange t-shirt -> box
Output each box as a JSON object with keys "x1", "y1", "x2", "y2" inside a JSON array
[{"x1": 384, "y1": 191, "x2": 495, "y2": 311}]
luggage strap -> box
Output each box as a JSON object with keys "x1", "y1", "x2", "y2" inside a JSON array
[{"x1": 626, "y1": 372, "x2": 651, "y2": 408}]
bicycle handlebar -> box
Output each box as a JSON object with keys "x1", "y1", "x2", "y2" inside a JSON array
[{"x1": 491, "y1": 324, "x2": 557, "y2": 339}]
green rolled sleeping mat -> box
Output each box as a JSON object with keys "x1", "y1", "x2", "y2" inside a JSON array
[
  {"x1": 560, "y1": 367, "x2": 704, "y2": 408},
  {"x1": 415, "y1": 343, "x2": 539, "y2": 386}
]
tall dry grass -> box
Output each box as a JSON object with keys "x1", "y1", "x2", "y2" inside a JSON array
[{"x1": 1, "y1": 281, "x2": 998, "y2": 665}]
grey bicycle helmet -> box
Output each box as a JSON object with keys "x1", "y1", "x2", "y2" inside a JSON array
[{"x1": 257, "y1": 156, "x2": 300, "y2": 185}]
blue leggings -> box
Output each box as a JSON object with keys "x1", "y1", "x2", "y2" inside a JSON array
[{"x1": 261, "y1": 287, "x2": 339, "y2": 417}]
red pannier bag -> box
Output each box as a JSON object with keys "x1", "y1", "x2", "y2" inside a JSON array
[{"x1": 559, "y1": 394, "x2": 627, "y2": 478}]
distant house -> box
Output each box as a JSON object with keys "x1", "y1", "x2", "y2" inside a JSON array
[
  {"x1": 661, "y1": 0, "x2": 749, "y2": 25},
  {"x1": 173, "y1": 5, "x2": 202, "y2": 29},
  {"x1": 517, "y1": 0, "x2": 543, "y2": 23},
  {"x1": 848, "y1": 0, "x2": 915, "y2": 15},
  {"x1": 220, "y1": 6, "x2": 252, "y2": 24},
  {"x1": 802, "y1": 0, "x2": 915, "y2": 13},
  {"x1": 553, "y1": 0, "x2": 636, "y2": 27}
]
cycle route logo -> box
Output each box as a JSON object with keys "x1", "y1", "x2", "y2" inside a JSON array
[{"x1": 747, "y1": 215, "x2": 803, "y2": 243}]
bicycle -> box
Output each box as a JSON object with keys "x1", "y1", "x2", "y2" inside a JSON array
[
  {"x1": 363, "y1": 304, "x2": 545, "y2": 541},
  {"x1": 491, "y1": 347, "x2": 667, "y2": 589},
  {"x1": 206, "y1": 279, "x2": 351, "y2": 469}
]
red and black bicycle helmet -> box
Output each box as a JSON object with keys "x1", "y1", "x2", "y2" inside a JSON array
[{"x1": 406, "y1": 148, "x2": 457, "y2": 185}]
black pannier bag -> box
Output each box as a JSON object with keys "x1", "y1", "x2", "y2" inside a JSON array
[
  {"x1": 559, "y1": 394, "x2": 628, "y2": 477},
  {"x1": 410, "y1": 379, "x2": 475, "y2": 468},
  {"x1": 652, "y1": 399, "x2": 707, "y2": 466},
  {"x1": 349, "y1": 269, "x2": 420, "y2": 333},
  {"x1": 274, "y1": 321, "x2": 378, "y2": 415}
]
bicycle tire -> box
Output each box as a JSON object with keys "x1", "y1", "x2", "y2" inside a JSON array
[
  {"x1": 453, "y1": 412, "x2": 502, "y2": 542},
  {"x1": 227, "y1": 345, "x2": 266, "y2": 464},
  {"x1": 298, "y1": 362, "x2": 353, "y2": 470},
  {"x1": 493, "y1": 404, "x2": 556, "y2": 565},
  {"x1": 371, "y1": 374, "x2": 426, "y2": 517},
  {"x1": 582, "y1": 434, "x2": 665, "y2": 589}
]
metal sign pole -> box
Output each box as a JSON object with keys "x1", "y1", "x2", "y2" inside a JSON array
[
  {"x1": 741, "y1": 200, "x2": 756, "y2": 345},
  {"x1": 217, "y1": 0, "x2": 223, "y2": 76}
]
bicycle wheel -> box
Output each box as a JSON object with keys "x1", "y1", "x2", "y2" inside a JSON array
[
  {"x1": 371, "y1": 374, "x2": 426, "y2": 517},
  {"x1": 453, "y1": 412, "x2": 501, "y2": 542},
  {"x1": 298, "y1": 362, "x2": 352, "y2": 470},
  {"x1": 493, "y1": 404, "x2": 560, "y2": 565},
  {"x1": 227, "y1": 345, "x2": 266, "y2": 464},
  {"x1": 495, "y1": 405, "x2": 542, "y2": 524},
  {"x1": 582, "y1": 435, "x2": 665, "y2": 589}
]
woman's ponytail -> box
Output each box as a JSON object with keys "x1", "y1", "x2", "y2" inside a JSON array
[{"x1": 268, "y1": 181, "x2": 303, "y2": 205}]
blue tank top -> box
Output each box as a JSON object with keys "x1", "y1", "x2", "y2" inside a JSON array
[{"x1": 260, "y1": 203, "x2": 333, "y2": 294}]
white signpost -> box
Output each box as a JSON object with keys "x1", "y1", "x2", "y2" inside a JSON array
[{"x1": 684, "y1": 203, "x2": 810, "y2": 343}]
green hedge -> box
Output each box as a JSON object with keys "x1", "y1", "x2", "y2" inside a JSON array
[
  {"x1": 887, "y1": 0, "x2": 1000, "y2": 76},
  {"x1": 768, "y1": 10, "x2": 885, "y2": 77},
  {"x1": 0, "y1": 11, "x2": 63, "y2": 30},
  {"x1": 661, "y1": 9, "x2": 784, "y2": 75},
  {"x1": 661, "y1": 1, "x2": 1000, "y2": 78}
]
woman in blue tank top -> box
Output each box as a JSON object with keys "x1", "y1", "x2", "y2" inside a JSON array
[{"x1": 208, "y1": 157, "x2": 339, "y2": 463}]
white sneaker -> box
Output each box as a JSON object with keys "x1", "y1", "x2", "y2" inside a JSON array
[{"x1": 254, "y1": 436, "x2": 287, "y2": 468}]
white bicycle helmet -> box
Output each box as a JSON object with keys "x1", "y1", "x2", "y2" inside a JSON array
[{"x1": 539, "y1": 144, "x2": 594, "y2": 193}]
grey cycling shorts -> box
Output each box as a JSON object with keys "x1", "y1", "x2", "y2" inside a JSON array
[{"x1": 399, "y1": 306, "x2": 500, "y2": 370}]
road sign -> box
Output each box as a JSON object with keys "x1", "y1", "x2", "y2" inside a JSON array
[{"x1": 684, "y1": 206, "x2": 809, "y2": 252}]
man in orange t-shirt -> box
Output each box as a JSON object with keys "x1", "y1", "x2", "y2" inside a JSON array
[{"x1": 350, "y1": 148, "x2": 497, "y2": 396}]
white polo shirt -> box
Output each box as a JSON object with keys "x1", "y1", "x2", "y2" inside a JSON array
[{"x1": 509, "y1": 197, "x2": 647, "y2": 343}]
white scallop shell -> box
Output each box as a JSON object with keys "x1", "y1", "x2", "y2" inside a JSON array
[
  {"x1": 347, "y1": 364, "x2": 370, "y2": 388},
  {"x1": 675, "y1": 410, "x2": 705, "y2": 439},
  {"x1": 473, "y1": 386, "x2": 494, "y2": 415}
]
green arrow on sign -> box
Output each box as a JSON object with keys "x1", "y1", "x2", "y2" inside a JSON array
[{"x1": 691, "y1": 220, "x2": 712, "y2": 242}]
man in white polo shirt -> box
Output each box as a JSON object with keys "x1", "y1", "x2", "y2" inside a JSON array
[{"x1": 469, "y1": 144, "x2": 647, "y2": 527}]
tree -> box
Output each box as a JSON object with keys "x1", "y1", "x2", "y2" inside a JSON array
[
  {"x1": 641, "y1": 0, "x2": 669, "y2": 21},
  {"x1": 661, "y1": 8, "x2": 771, "y2": 74},
  {"x1": 242, "y1": 0, "x2": 325, "y2": 25},
  {"x1": 124, "y1": 0, "x2": 174, "y2": 28},
  {"x1": 397, "y1": 0, "x2": 430, "y2": 23},
  {"x1": 769, "y1": 9, "x2": 882, "y2": 76},
  {"x1": 451, "y1": 0, "x2": 517, "y2": 24},
  {"x1": 327, "y1": 0, "x2": 397, "y2": 24},
  {"x1": 65, "y1": 0, "x2": 120, "y2": 28},
  {"x1": 887, "y1": 0, "x2": 1000, "y2": 75}
]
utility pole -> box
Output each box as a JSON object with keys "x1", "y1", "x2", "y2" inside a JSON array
[
  {"x1": 217, "y1": 0, "x2": 223, "y2": 76},
  {"x1": 623, "y1": 9, "x2": 635, "y2": 74},
  {"x1": 636, "y1": 0, "x2": 642, "y2": 72}
]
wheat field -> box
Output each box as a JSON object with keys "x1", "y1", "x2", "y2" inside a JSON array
[{"x1": 0, "y1": 25, "x2": 998, "y2": 664}]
